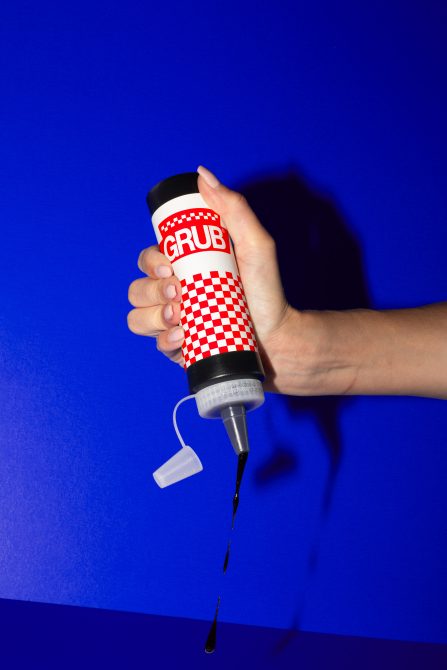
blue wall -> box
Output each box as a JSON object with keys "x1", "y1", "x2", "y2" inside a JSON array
[{"x1": 1, "y1": 0, "x2": 446, "y2": 644}]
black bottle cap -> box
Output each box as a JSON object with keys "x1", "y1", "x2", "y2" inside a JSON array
[{"x1": 146, "y1": 172, "x2": 199, "y2": 215}]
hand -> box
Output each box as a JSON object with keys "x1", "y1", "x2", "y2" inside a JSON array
[
  {"x1": 127, "y1": 247, "x2": 185, "y2": 364},
  {"x1": 128, "y1": 166, "x2": 447, "y2": 399},
  {"x1": 127, "y1": 165, "x2": 296, "y2": 389}
]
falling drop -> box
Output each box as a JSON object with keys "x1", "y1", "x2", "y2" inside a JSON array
[
  {"x1": 204, "y1": 596, "x2": 221, "y2": 654},
  {"x1": 204, "y1": 452, "x2": 249, "y2": 653},
  {"x1": 223, "y1": 541, "x2": 231, "y2": 574}
]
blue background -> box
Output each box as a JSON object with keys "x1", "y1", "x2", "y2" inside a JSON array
[{"x1": 1, "y1": 0, "x2": 446, "y2": 646}]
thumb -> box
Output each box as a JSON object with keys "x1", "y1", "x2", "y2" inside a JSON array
[
  {"x1": 195, "y1": 166, "x2": 288, "y2": 348},
  {"x1": 196, "y1": 165, "x2": 272, "y2": 261}
]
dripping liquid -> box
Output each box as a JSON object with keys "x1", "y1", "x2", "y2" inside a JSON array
[{"x1": 204, "y1": 452, "x2": 248, "y2": 654}]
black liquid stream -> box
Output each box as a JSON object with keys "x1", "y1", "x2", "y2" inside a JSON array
[{"x1": 204, "y1": 452, "x2": 249, "y2": 654}]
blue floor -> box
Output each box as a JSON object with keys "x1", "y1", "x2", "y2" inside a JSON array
[{"x1": 1, "y1": 598, "x2": 446, "y2": 669}]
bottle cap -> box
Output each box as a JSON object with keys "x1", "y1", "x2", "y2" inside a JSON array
[
  {"x1": 147, "y1": 172, "x2": 199, "y2": 214},
  {"x1": 153, "y1": 446, "x2": 203, "y2": 488}
]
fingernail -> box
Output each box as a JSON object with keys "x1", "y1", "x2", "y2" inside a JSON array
[
  {"x1": 163, "y1": 304, "x2": 173, "y2": 321},
  {"x1": 167, "y1": 327, "x2": 184, "y2": 343},
  {"x1": 164, "y1": 283, "x2": 177, "y2": 300},
  {"x1": 197, "y1": 165, "x2": 220, "y2": 188},
  {"x1": 156, "y1": 265, "x2": 172, "y2": 278}
]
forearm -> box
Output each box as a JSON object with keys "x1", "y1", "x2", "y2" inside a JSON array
[{"x1": 268, "y1": 303, "x2": 447, "y2": 399}]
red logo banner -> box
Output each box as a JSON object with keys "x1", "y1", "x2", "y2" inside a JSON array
[{"x1": 158, "y1": 208, "x2": 231, "y2": 262}]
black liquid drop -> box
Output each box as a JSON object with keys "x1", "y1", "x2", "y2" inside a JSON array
[
  {"x1": 204, "y1": 596, "x2": 220, "y2": 654},
  {"x1": 204, "y1": 452, "x2": 249, "y2": 653},
  {"x1": 232, "y1": 492, "x2": 239, "y2": 523},
  {"x1": 223, "y1": 541, "x2": 231, "y2": 574}
]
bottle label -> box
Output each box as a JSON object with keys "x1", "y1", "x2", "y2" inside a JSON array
[
  {"x1": 151, "y1": 195, "x2": 258, "y2": 369},
  {"x1": 180, "y1": 270, "x2": 257, "y2": 367},
  {"x1": 158, "y1": 208, "x2": 231, "y2": 263}
]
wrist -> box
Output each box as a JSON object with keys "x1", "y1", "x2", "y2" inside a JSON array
[
  {"x1": 262, "y1": 303, "x2": 447, "y2": 399},
  {"x1": 263, "y1": 307, "x2": 361, "y2": 396}
]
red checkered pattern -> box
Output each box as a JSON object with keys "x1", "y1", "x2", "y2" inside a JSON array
[
  {"x1": 180, "y1": 270, "x2": 258, "y2": 368},
  {"x1": 158, "y1": 208, "x2": 220, "y2": 234}
]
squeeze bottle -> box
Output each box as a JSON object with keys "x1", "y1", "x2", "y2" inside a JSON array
[{"x1": 147, "y1": 172, "x2": 264, "y2": 484}]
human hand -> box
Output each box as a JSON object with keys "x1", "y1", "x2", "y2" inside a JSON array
[
  {"x1": 127, "y1": 165, "x2": 296, "y2": 389},
  {"x1": 128, "y1": 167, "x2": 447, "y2": 399}
]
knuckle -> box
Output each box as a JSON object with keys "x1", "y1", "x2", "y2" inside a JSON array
[
  {"x1": 156, "y1": 334, "x2": 170, "y2": 354},
  {"x1": 147, "y1": 244, "x2": 161, "y2": 260},
  {"x1": 158, "y1": 278, "x2": 168, "y2": 302},
  {"x1": 137, "y1": 248, "x2": 147, "y2": 271},
  {"x1": 138, "y1": 245, "x2": 159, "y2": 273},
  {"x1": 261, "y1": 231, "x2": 276, "y2": 250},
  {"x1": 157, "y1": 335, "x2": 170, "y2": 353},
  {"x1": 247, "y1": 224, "x2": 275, "y2": 251},
  {"x1": 144, "y1": 279, "x2": 156, "y2": 303},
  {"x1": 156, "y1": 305, "x2": 168, "y2": 330},
  {"x1": 146, "y1": 244, "x2": 159, "y2": 260},
  {"x1": 128, "y1": 280, "x2": 139, "y2": 304},
  {"x1": 228, "y1": 190, "x2": 247, "y2": 212},
  {"x1": 127, "y1": 309, "x2": 139, "y2": 332}
]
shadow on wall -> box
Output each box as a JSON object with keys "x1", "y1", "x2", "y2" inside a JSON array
[{"x1": 238, "y1": 169, "x2": 371, "y2": 641}]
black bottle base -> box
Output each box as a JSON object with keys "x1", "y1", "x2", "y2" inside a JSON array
[{"x1": 187, "y1": 351, "x2": 264, "y2": 394}]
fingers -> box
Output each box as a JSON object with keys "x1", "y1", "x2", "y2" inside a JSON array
[
  {"x1": 156, "y1": 327, "x2": 185, "y2": 365},
  {"x1": 127, "y1": 301, "x2": 182, "y2": 336},
  {"x1": 196, "y1": 165, "x2": 273, "y2": 253},
  {"x1": 138, "y1": 245, "x2": 173, "y2": 278},
  {"x1": 128, "y1": 276, "x2": 182, "y2": 308},
  {"x1": 129, "y1": 246, "x2": 184, "y2": 347}
]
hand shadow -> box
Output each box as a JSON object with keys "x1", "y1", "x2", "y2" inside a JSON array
[{"x1": 238, "y1": 168, "x2": 371, "y2": 649}]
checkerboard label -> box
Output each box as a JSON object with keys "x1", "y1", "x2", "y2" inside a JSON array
[
  {"x1": 180, "y1": 270, "x2": 258, "y2": 368},
  {"x1": 157, "y1": 208, "x2": 231, "y2": 263}
]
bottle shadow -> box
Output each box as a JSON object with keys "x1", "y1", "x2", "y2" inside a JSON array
[{"x1": 238, "y1": 168, "x2": 371, "y2": 650}]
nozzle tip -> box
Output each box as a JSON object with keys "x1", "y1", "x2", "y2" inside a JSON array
[{"x1": 221, "y1": 405, "x2": 250, "y2": 455}]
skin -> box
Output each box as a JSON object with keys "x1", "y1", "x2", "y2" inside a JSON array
[{"x1": 128, "y1": 166, "x2": 447, "y2": 400}]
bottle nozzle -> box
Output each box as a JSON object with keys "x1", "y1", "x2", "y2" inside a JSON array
[{"x1": 221, "y1": 405, "x2": 250, "y2": 456}]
